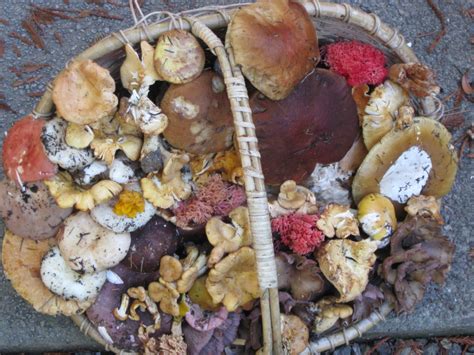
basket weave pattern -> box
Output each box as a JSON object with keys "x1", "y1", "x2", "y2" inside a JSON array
[{"x1": 32, "y1": 1, "x2": 436, "y2": 354}]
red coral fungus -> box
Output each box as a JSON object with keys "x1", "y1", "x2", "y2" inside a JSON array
[
  {"x1": 323, "y1": 41, "x2": 388, "y2": 86},
  {"x1": 271, "y1": 214, "x2": 324, "y2": 255},
  {"x1": 173, "y1": 174, "x2": 246, "y2": 227}
]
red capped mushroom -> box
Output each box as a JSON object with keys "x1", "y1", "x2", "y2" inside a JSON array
[
  {"x1": 2, "y1": 115, "x2": 57, "y2": 184},
  {"x1": 250, "y1": 69, "x2": 359, "y2": 185},
  {"x1": 227, "y1": 0, "x2": 319, "y2": 100}
]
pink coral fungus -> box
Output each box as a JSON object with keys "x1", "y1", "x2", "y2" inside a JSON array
[
  {"x1": 323, "y1": 40, "x2": 388, "y2": 86},
  {"x1": 174, "y1": 175, "x2": 246, "y2": 227},
  {"x1": 271, "y1": 214, "x2": 324, "y2": 255}
]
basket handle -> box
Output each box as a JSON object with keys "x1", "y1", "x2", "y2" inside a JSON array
[{"x1": 186, "y1": 17, "x2": 282, "y2": 355}]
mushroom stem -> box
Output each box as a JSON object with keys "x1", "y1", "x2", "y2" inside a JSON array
[
  {"x1": 113, "y1": 293, "x2": 130, "y2": 321},
  {"x1": 129, "y1": 300, "x2": 147, "y2": 321}
]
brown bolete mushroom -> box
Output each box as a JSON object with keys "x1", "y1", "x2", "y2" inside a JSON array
[
  {"x1": 0, "y1": 180, "x2": 72, "y2": 240},
  {"x1": 161, "y1": 71, "x2": 234, "y2": 154},
  {"x1": 205, "y1": 246, "x2": 260, "y2": 311},
  {"x1": 2, "y1": 115, "x2": 57, "y2": 184},
  {"x1": 154, "y1": 30, "x2": 205, "y2": 84},
  {"x1": 316, "y1": 239, "x2": 378, "y2": 302},
  {"x1": 352, "y1": 117, "x2": 458, "y2": 205},
  {"x1": 2, "y1": 230, "x2": 93, "y2": 315},
  {"x1": 227, "y1": 0, "x2": 319, "y2": 100},
  {"x1": 53, "y1": 59, "x2": 118, "y2": 125},
  {"x1": 250, "y1": 69, "x2": 359, "y2": 185}
]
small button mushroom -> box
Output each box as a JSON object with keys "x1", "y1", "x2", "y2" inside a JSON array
[
  {"x1": 205, "y1": 247, "x2": 260, "y2": 312},
  {"x1": 2, "y1": 115, "x2": 57, "y2": 184},
  {"x1": 269, "y1": 180, "x2": 318, "y2": 218},
  {"x1": 154, "y1": 30, "x2": 205, "y2": 84},
  {"x1": 86, "y1": 264, "x2": 172, "y2": 351},
  {"x1": 250, "y1": 69, "x2": 359, "y2": 185},
  {"x1": 316, "y1": 239, "x2": 378, "y2": 303},
  {"x1": 52, "y1": 59, "x2": 118, "y2": 125},
  {"x1": 40, "y1": 246, "x2": 107, "y2": 301},
  {"x1": 0, "y1": 180, "x2": 72, "y2": 240},
  {"x1": 41, "y1": 117, "x2": 95, "y2": 172},
  {"x1": 227, "y1": 0, "x2": 319, "y2": 100},
  {"x1": 161, "y1": 71, "x2": 234, "y2": 155},
  {"x1": 358, "y1": 193, "x2": 397, "y2": 241},
  {"x1": 121, "y1": 215, "x2": 181, "y2": 273},
  {"x1": 58, "y1": 212, "x2": 131, "y2": 273},
  {"x1": 352, "y1": 117, "x2": 458, "y2": 206},
  {"x1": 316, "y1": 204, "x2": 360, "y2": 239},
  {"x1": 2, "y1": 230, "x2": 93, "y2": 316}
]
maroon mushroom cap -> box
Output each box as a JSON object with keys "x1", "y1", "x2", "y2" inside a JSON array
[
  {"x1": 249, "y1": 68, "x2": 359, "y2": 185},
  {"x1": 121, "y1": 215, "x2": 182, "y2": 273}
]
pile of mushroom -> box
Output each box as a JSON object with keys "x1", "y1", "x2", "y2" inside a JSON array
[{"x1": 0, "y1": 2, "x2": 460, "y2": 353}]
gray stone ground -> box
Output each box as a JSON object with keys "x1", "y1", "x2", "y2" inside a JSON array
[{"x1": 0, "y1": 0, "x2": 472, "y2": 352}]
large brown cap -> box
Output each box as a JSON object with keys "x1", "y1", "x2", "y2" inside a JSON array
[
  {"x1": 227, "y1": 0, "x2": 319, "y2": 100},
  {"x1": 161, "y1": 71, "x2": 234, "y2": 154},
  {"x1": 250, "y1": 68, "x2": 359, "y2": 185}
]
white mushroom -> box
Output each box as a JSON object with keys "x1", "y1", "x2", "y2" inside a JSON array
[
  {"x1": 58, "y1": 212, "x2": 131, "y2": 273},
  {"x1": 41, "y1": 246, "x2": 106, "y2": 301},
  {"x1": 91, "y1": 183, "x2": 156, "y2": 233},
  {"x1": 109, "y1": 155, "x2": 139, "y2": 184},
  {"x1": 41, "y1": 117, "x2": 95, "y2": 171},
  {"x1": 73, "y1": 160, "x2": 108, "y2": 186}
]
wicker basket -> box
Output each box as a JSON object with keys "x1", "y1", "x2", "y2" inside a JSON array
[{"x1": 32, "y1": 1, "x2": 438, "y2": 354}]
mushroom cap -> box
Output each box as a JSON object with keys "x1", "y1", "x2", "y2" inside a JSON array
[
  {"x1": 2, "y1": 115, "x2": 57, "y2": 184},
  {"x1": 40, "y1": 246, "x2": 107, "y2": 301},
  {"x1": 316, "y1": 239, "x2": 377, "y2": 302},
  {"x1": 227, "y1": 0, "x2": 319, "y2": 100},
  {"x1": 58, "y1": 212, "x2": 131, "y2": 273},
  {"x1": 159, "y1": 256, "x2": 183, "y2": 282},
  {"x1": 358, "y1": 193, "x2": 397, "y2": 241},
  {"x1": 161, "y1": 71, "x2": 234, "y2": 154},
  {"x1": 122, "y1": 215, "x2": 181, "y2": 273},
  {"x1": 91, "y1": 183, "x2": 156, "y2": 233},
  {"x1": 86, "y1": 263, "x2": 172, "y2": 351},
  {"x1": 41, "y1": 117, "x2": 95, "y2": 171},
  {"x1": 52, "y1": 60, "x2": 118, "y2": 125},
  {"x1": 65, "y1": 123, "x2": 94, "y2": 149},
  {"x1": 250, "y1": 68, "x2": 359, "y2": 185},
  {"x1": 2, "y1": 230, "x2": 93, "y2": 315},
  {"x1": 0, "y1": 180, "x2": 72, "y2": 240},
  {"x1": 154, "y1": 30, "x2": 205, "y2": 84},
  {"x1": 205, "y1": 246, "x2": 260, "y2": 311},
  {"x1": 362, "y1": 80, "x2": 408, "y2": 150},
  {"x1": 280, "y1": 314, "x2": 309, "y2": 355},
  {"x1": 352, "y1": 117, "x2": 458, "y2": 205}
]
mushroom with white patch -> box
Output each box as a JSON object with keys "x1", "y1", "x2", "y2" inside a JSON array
[
  {"x1": 108, "y1": 154, "x2": 141, "y2": 184},
  {"x1": 353, "y1": 117, "x2": 458, "y2": 206},
  {"x1": 58, "y1": 212, "x2": 131, "y2": 273},
  {"x1": 41, "y1": 117, "x2": 95, "y2": 171},
  {"x1": 91, "y1": 182, "x2": 156, "y2": 233},
  {"x1": 358, "y1": 193, "x2": 397, "y2": 242},
  {"x1": 73, "y1": 160, "x2": 108, "y2": 186},
  {"x1": 41, "y1": 246, "x2": 107, "y2": 301}
]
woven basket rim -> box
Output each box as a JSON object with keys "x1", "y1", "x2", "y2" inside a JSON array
[{"x1": 29, "y1": 1, "x2": 438, "y2": 354}]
